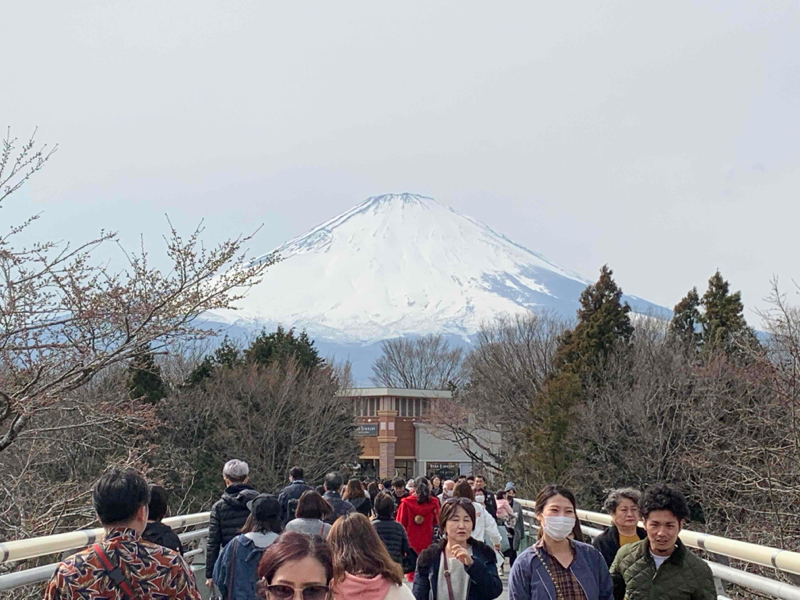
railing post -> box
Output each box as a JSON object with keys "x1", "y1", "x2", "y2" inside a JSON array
[{"x1": 710, "y1": 553, "x2": 729, "y2": 598}]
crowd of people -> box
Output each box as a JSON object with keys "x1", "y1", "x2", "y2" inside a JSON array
[{"x1": 43, "y1": 461, "x2": 717, "y2": 600}]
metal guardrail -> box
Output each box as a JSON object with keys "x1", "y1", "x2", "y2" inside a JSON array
[
  {"x1": 518, "y1": 500, "x2": 800, "y2": 576},
  {"x1": 0, "y1": 517, "x2": 210, "y2": 592},
  {"x1": 4, "y1": 500, "x2": 800, "y2": 599},
  {"x1": 0, "y1": 512, "x2": 210, "y2": 565},
  {"x1": 518, "y1": 501, "x2": 800, "y2": 600}
]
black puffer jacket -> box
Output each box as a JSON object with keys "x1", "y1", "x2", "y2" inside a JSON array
[
  {"x1": 205, "y1": 483, "x2": 259, "y2": 578},
  {"x1": 372, "y1": 515, "x2": 410, "y2": 564},
  {"x1": 142, "y1": 521, "x2": 184, "y2": 555}
]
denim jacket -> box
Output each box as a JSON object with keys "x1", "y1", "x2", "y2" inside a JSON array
[
  {"x1": 213, "y1": 532, "x2": 278, "y2": 600},
  {"x1": 508, "y1": 540, "x2": 613, "y2": 600}
]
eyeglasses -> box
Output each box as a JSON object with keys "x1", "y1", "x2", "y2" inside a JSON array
[{"x1": 264, "y1": 584, "x2": 330, "y2": 600}]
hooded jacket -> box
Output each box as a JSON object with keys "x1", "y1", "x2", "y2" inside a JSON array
[
  {"x1": 205, "y1": 483, "x2": 259, "y2": 578},
  {"x1": 334, "y1": 573, "x2": 415, "y2": 600},
  {"x1": 350, "y1": 495, "x2": 374, "y2": 517},
  {"x1": 143, "y1": 521, "x2": 184, "y2": 555},
  {"x1": 609, "y1": 538, "x2": 716, "y2": 600},
  {"x1": 413, "y1": 539, "x2": 504, "y2": 600},
  {"x1": 396, "y1": 495, "x2": 441, "y2": 554},
  {"x1": 213, "y1": 531, "x2": 278, "y2": 600}
]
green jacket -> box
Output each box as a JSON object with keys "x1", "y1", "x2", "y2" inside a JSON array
[{"x1": 609, "y1": 538, "x2": 716, "y2": 600}]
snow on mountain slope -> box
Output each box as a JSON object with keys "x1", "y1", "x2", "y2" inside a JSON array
[{"x1": 209, "y1": 193, "x2": 668, "y2": 344}]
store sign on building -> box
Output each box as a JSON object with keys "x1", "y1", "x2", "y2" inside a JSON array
[{"x1": 356, "y1": 423, "x2": 379, "y2": 437}]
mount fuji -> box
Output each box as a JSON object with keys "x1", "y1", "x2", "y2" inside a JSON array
[{"x1": 207, "y1": 193, "x2": 668, "y2": 381}]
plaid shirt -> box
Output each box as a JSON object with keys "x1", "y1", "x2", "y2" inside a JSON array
[
  {"x1": 536, "y1": 539, "x2": 588, "y2": 600},
  {"x1": 45, "y1": 527, "x2": 201, "y2": 600}
]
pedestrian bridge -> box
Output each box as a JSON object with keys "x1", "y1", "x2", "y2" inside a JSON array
[{"x1": 2, "y1": 500, "x2": 799, "y2": 599}]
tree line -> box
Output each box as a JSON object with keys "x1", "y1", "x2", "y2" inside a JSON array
[
  {"x1": 374, "y1": 267, "x2": 800, "y2": 556},
  {"x1": 0, "y1": 132, "x2": 360, "y2": 591}
]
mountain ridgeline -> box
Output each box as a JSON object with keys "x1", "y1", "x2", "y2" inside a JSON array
[{"x1": 205, "y1": 193, "x2": 669, "y2": 381}]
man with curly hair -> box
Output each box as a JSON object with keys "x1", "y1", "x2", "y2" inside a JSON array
[{"x1": 609, "y1": 483, "x2": 715, "y2": 600}]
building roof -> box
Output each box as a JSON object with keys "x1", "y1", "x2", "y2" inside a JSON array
[{"x1": 340, "y1": 387, "x2": 453, "y2": 399}]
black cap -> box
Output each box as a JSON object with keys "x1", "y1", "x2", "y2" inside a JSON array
[{"x1": 247, "y1": 494, "x2": 281, "y2": 521}]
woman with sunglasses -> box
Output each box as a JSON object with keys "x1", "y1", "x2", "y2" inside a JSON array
[
  {"x1": 327, "y1": 512, "x2": 414, "y2": 599},
  {"x1": 507, "y1": 485, "x2": 612, "y2": 600},
  {"x1": 257, "y1": 531, "x2": 333, "y2": 600},
  {"x1": 413, "y1": 497, "x2": 503, "y2": 600}
]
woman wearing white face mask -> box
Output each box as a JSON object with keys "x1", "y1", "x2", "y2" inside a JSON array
[{"x1": 508, "y1": 485, "x2": 612, "y2": 600}]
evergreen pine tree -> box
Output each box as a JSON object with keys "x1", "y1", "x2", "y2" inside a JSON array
[
  {"x1": 211, "y1": 336, "x2": 242, "y2": 369},
  {"x1": 671, "y1": 287, "x2": 702, "y2": 348},
  {"x1": 244, "y1": 326, "x2": 323, "y2": 370},
  {"x1": 185, "y1": 336, "x2": 242, "y2": 386},
  {"x1": 516, "y1": 266, "x2": 633, "y2": 483},
  {"x1": 556, "y1": 265, "x2": 634, "y2": 376},
  {"x1": 128, "y1": 350, "x2": 167, "y2": 404},
  {"x1": 700, "y1": 271, "x2": 748, "y2": 351},
  {"x1": 518, "y1": 371, "x2": 582, "y2": 483}
]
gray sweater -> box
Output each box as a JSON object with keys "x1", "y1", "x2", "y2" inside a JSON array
[{"x1": 284, "y1": 518, "x2": 331, "y2": 539}]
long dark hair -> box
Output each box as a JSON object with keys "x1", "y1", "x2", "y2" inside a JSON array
[
  {"x1": 414, "y1": 476, "x2": 432, "y2": 504},
  {"x1": 241, "y1": 512, "x2": 282, "y2": 535},
  {"x1": 367, "y1": 481, "x2": 379, "y2": 499},
  {"x1": 328, "y1": 512, "x2": 404, "y2": 585},
  {"x1": 342, "y1": 479, "x2": 365, "y2": 501}
]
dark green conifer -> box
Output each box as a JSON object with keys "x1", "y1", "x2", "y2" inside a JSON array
[
  {"x1": 671, "y1": 287, "x2": 702, "y2": 348},
  {"x1": 127, "y1": 350, "x2": 167, "y2": 404},
  {"x1": 700, "y1": 271, "x2": 748, "y2": 351},
  {"x1": 556, "y1": 265, "x2": 633, "y2": 377},
  {"x1": 244, "y1": 326, "x2": 323, "y2": 370}
]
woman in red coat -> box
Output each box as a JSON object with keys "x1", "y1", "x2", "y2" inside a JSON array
[{"x1": 396, "y1": 477, "x2": 440, "y2": 581}]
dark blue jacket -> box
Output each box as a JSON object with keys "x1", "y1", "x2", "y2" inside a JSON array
[
  {"x1": 277, "y1": 480, "x2": 313, "y2": 523},
  {"x1": 413, "y1": 539, "x2": 503, "y2": 600},
  {"x1": 322, "y1": 491, "x2": 354, "y2": 524},
  {"x1": 213, "y1": 532, "x2": 278, "y2": 600},
  {"x1": 508, "y1": 540, "x2": 613, "y2": 600}
]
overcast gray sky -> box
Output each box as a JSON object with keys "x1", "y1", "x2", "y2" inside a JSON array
[{"x1": 3, "y1": 1, "x2": 798, "y2": 320}]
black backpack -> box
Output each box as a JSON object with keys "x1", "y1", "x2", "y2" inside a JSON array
[
  {"x1": 287, "y1": 497, "x2": 301, "y2": 521},
  {"x1": 286, "y1": 484, "x2": 312, "y2": 521}
]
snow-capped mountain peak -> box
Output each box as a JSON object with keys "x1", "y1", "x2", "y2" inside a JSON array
[{"x1": 216, "y1": 193, "x2": 665, "y2": 344}]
